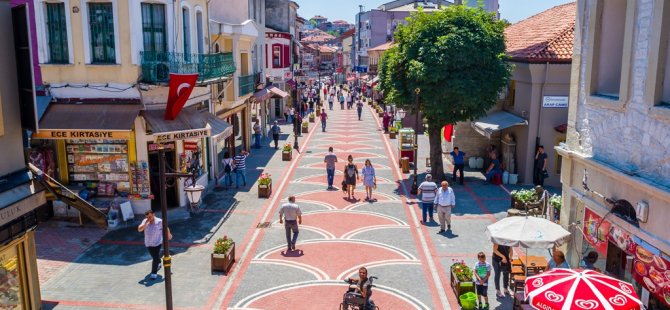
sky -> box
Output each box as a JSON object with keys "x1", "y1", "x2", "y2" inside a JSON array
[{"x1": 296, "y1": 0, "x2": 575, "y2": 24}]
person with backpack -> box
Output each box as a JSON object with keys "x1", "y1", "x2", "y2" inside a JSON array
[
  {"x1": 220, "y1": 152, "x2": 234, "y2": 188},
  {"x1": 342, "y1": 155, "x2": 359, "y2": 200}
]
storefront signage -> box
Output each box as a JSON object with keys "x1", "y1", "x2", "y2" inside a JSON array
[
  {"x1": 148, "y1": 142, "x2": 175, "y2": 152},
  {"x1": 631, "y1": 243, "x2": 670, "y2": 307},
  {"x1": 0, "y1": 193, "x2": 46, "y2": 227},
  {"x1": 542, "y1": 96, "x2": 569, "y2": 108},
  {"x1": 183, "y1": 141, "x2": 199, "y2": 151},
  {"x1": 154, "y1": 128, "x2": 210, "y2": 143},
  {"x1": 608, "y1": 225, "x2": 636, "y2": 254},
  {"x1": 32, "y1": 130, "x2": 131, "y2": 140},
  {"x1": 583, "y1": 209, "x2": 611, "y2": 256}
]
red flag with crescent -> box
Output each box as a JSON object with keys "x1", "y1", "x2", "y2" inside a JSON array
[
  {"x1": 164, "y1": 73, "x2": 199, "y2": 120},
  {"x1": 443, "y1": 124, "x2": 454, "y2": 142}
]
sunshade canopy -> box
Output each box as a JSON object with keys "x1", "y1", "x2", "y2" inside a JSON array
[{"x1": 486, "y1": 216, "x2": 571, "y2": 248}]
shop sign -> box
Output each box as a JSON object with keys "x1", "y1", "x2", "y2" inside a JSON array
[
  {"x1": 631, "y1": 243, "x2": 670, "y2": 307},
  {"x1": 148, "y1": 142, "x2": 175, "y2": 152},
  {"x1": 583, "y1": 209, "x2": 610, "y2": 256},
  {"x1": 0, "y1": 193, "x2": 46, "y2": 227},
  {"x1": 542, "y1": 96, "x2": 569, "y2": 108},
  {"x1": 183, "y1": 141, "x2": 198, "y2": 151},
  {"x1": 32, "y1": 130, "x2": 131, "y2": 140},
  {"x1": 154, "y1": 128, "x2": 210, "y2": 143},
  {"x1": 608, "y1": 225, "x2": 636, "y2": 254}
]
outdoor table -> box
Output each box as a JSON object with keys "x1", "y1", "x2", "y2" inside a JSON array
[{"x1": 518, "y1": 255, "x2": 548, "y2": 275}]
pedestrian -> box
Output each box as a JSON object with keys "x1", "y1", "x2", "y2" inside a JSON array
[
  {"x1": 270, "y1": 121, "x2": 281, "y2": 149},
  {"x1": 347, "y1": 92, "x2": 353, "y2": 109},
  {"x1": 492, "y1": 243, "x2": 511, "y2": 297},
  {"x1": 295, "y1": 113, "x2": 303, "y2": 136},
  {"x1": 138, "y1": 210, "x2": 172, "y2": 280},
  {"x1": 485, "y1": 153, "x2": 501, "y2": 183},
  {"x1": 253, "y1": 120, "x2": 262, "y2": 149},
  {"x1": 324, "y1": 147, "x2": 338, "y2": 190},
  {"x1": 361, "y1": 159, "x2": 376, "y2": 202},
  {"x1": 581, "y1": 251, "x2": 599, "y2": 271},
  {"x1": 219, "y1": 152, "x2": 234, "y2": 188},
  {"x1": 417, "y1": 174, "x2": 438, "y2": 223},
  {"x1": 233, "y1": 150, "x2": 249, "y2": 188},
  {"x1": 328, "y1": 93, "x2": 334, "y2": 110},
  {"x1": 473, "y1": 252, "x2": 492, "y2": 309},
  {"x1": 339, "y1": 93, "x2": 345, "y2": 110},
  {"x1": 278, "y1": 196, "x2": 302, "y2": 252},
  {"x1": 288, "y1": 106, "x2": 294, "y2": 124},
  {"x1": 320, "y1": 109, "x2": 328, "y2": 132},
  {"x1": 547, "y1": 249, "x2": 570, "y2": 270},
  {"x1": 356, "y1": 99, "x2": 364, "y2": 121},
  {"x1": 450, "y1": 147, "x2": 466, "y2": 185},
  {"x1": 382, "y1": 111, "x2": 391, "y2": 133},
  {"x1": 433, "y1": 181, "x2": 455, "y2": 233},
  {"x1": 533, "y1": 145, "x2": 548, "y2": 186},
  {"x1": 343, "y1": 155, "x2": 359, "y2": 200}
]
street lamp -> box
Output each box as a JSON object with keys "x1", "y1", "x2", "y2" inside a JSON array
[
  {"x1": 410, "y1": 88, "x2": 420, "y2": 195},
  {"x1": 156, "y1": 144, "x2": 204, "y2": 310},
  {"x1": 395, "y1": 108, "x2": 406, "y2": 129}
]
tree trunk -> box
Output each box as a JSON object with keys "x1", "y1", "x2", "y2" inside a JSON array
[{"x1": 428, "y1": 124, "x2": 446, "y2": 182}]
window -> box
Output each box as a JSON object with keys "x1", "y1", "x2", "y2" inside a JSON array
[
  {"x1": 660, "y1": 1, "x2": 670, "y2": 106},
  {"x1": 45, "y1": 2, "x2": 68, "y2": 63},
  {"x1": 182, "y1": 8, "x2": 191, "y2": 55},
  {"x1": 88, "y1": 3, "x2": 115, "y2": 63},
  {"x1": 272, "y1": 45, "x2": 281, "y2": 68},
  {"x1": 214, "y1": 43, "x2": 220, "y2": 53},
  {"x1": 590, "y1": 0, "x2": 628, "y2": 100},
  {"x1": 645, "y1": 0, "x2": 670, "y2": 112},
  {"x1": 196, "y1": 11, "x2": 204, "y2": 54},
  {"x1": 141, "y1": 3, "x2": 166, "y2": 53}
]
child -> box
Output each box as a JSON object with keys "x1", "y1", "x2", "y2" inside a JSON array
[{"x1": 474, "y1": 252, "x2": 492, "y2": 309}]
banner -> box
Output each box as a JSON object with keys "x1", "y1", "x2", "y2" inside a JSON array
[
  {"x1": 443, "y1": 124, "x2": 454, "y2": 142},
  {"x1": 582, "y1": 208, "x2": 610, "y2": 256},
  {"x1": 165, "y1": 73, "x2": 199, "y2": 120},
  {"x1": 631, "y1": 243, "x2": 670, "y2": 307}
]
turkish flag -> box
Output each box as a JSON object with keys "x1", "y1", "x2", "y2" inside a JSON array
[
  {"x1": 164, "y1": 73, "x2": 199, "y2": 120},
  {"x1": 443, "y1": 124, "x2": 454, "y2": 142}
]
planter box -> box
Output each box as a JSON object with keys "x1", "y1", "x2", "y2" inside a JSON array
[
  {"x1": 389, "y1": 132, "x2": 397, "y2": 139},
  {"x1": 282, "y1": 151, "x2": 292, "y2": 161},
  {"x1": 309, "y1": 117, "x2": 315, "y2": 123},
  {"x1": 211, "y1": 242, "x2": 235, "y2": 273},
  {"x1": 258, "y1": 183, "x2": 272, "y2": 198},
  {"x1": 450, "y1": 267, "x2": 475, "y2": 301},
  {"x1": 302, "y1": 126, "x2": 309, "y2": 133}
]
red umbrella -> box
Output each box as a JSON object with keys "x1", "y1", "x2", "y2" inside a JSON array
[{"x1": 525, "y1": 268, "x2": 643, "y2": 310}]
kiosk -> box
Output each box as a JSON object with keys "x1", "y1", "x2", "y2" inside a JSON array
[{"x1": 398, "y1": 128, "x2": 416, "y2": 166}]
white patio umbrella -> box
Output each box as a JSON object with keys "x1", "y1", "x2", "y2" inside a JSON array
[{"x1": 486, "y1": 216, "x2": 571, "y2": 249}]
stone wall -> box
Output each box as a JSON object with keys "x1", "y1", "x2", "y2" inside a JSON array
[{"x1": 450, "y1": 122, "x2": 500, "y2": 163}]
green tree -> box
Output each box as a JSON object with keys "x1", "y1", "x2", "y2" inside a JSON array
[{"x1": 378, "y1": 5, "x2": 511, "y2": 182}]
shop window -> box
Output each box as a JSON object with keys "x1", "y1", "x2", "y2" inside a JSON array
[
  {"x1": 272, "y1": 44, "x2": 281, "y2": 68},
  {"x1": 589, "y1": 0, "x2": 628, "y2": 100},
  {"x1": 45, "y1": 2, "x2": 69, "y2": 63},
  {"x1": 0, "y1": 244, "x2": 24, "y2": 309},
  {"x1": 141, "y1": 3, "x2": 166, "y2": 54},
  {"x1": 65, "y1": 139, "x2": 130, "y2": 193},
  {"x1": 88, "y1": 2, "x2": 116, "y2": 64}
]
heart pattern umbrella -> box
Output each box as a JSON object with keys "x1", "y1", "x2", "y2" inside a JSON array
[{"x1": 525, "y1": 268, "x2": 643, "y2": 310}]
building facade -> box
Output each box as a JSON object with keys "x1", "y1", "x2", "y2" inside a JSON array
[{"x1": 558, "y1": 1, "x2": 670, "y2": 308}]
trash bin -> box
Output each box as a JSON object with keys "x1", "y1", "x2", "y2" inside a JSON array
[
  {"x1": 459, "y1": 292, "x2": 477, "y2": 310},
  {"x1": 401, "y1": 157, "x2": 410, "y2": 173}
]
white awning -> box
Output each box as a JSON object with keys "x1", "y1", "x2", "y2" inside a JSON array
[
  {"x1": 48, "y1": 83, "x2": 140, "y2": 102},
  {"x1": 472, "y1": 111, "x2": 528, "y2": 138}
]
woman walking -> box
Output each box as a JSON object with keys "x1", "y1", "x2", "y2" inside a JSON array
[
  {"x1": 343, "y1": 155, "x2": 359, "y2": 200},
  {"x1": 492, "y1": 243, "x2": 511, "y2": 297},
  {"x1": 361, "y1": 159, "x2": 377, "y2": 202},
  {"x1": 220, "y1": 152, "x2": 234, "y2": 188}
]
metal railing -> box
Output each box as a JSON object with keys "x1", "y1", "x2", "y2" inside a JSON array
[
  {"x1": 238, "y1": 73, "x2": 256, "y2": 96},
  {"x1": 140, "y1": 51, "x2": 236, "y2": 84}
]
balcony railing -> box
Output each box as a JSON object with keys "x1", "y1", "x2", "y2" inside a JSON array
[
  {"x1": 238, "y1": 74, "x2": 256, "y2": 96},
  {"x1": 140, "y1": 51, "x2": 236, "y2": 84}
]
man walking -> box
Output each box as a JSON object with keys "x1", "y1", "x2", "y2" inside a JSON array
[
  {"x1": 434, "y1": 181, "x2": 456, "y2": 233},
  {"x1": 324, "y1": 147, "x2": 338, "y2": 190},
  {"x1": 278, "y1": 196, "x2": 302, "y2": 252},
  {"x1": 233, "y1": 150, "x2": 249, "y2": 188},
  {"x1": 253, "y1": 120, "x2": 262, "y2": 149},
  {"x1": 270, "y1": 121, "x2": 281, "y2": 149},
  {"x1": 138, "y1": 210, "x2": 171, "y2": 279},
  {"x1": 356, "y1": 99, "x2": 364, "y2": 121},
  {"x1": 418, "y1": 174, "x2": 438, "y2": 223},
  {"x1": 533, "y1": 145, "x2": 548, "y2": 186},
  {"x1": 450, "y1": 147, "x2": 466, "y2": 185},
  {"x1": 320, "y1": 109, "x2": 328, "y2": 132}
]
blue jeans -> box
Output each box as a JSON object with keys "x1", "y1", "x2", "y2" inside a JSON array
[
  {"x1": 287, "y1": 115, "x2": 293, "y2": 124},
  {"x1": 235, "y1": 168, "x2": 247, "y2": 187},
  {"x1": 322, "y1": 121, "x2": 327, "y2": 132},
  {"x1": 284, "y1": 220, "x2": 299, "y2": 249},
  {"x1": 326, "y1": 168, "x2": 335, "y2": 187},
  {"x1": 254, "y1": 133, "x2": 261, "y2": 148},
  {"x1": 220, "y1": 172, "x2": 233, "y2": 187},
  {"x1": 421, "y1": 202, "x2": 434, "y2": 222},
  {"x1": 486, "y1": 169, "x2": 500, "y2": 182}
]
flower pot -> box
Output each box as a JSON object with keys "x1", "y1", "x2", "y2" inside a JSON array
[
  {"x1": 450, "y1": 266, "x2": 475, "y2": 302},
  {"x1": 211, "y1": 242, "x2": 235, "y2": 273},
  {"x1": 389, "y1": 132, "x2": 397, "y2": 139},
  {"x1": 468, "y1": 157, "x2": 478, "y2": 169},
  {"x1": 302, "y1": 126, "x2": 309, "y2": 133},
  {"x1": 309, "y1": 117, "x2": 315, "y2": 123},
  {"x1": 282, "y1": 151, "x2": 292, "y2": 161},
  {"x1": 258, "y1": 183, "x2": 272, "y2": 198}
]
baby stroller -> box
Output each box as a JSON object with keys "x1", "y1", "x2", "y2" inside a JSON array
[{"x1": 340, "y1": 277, "x2": 379, "y2": 310}]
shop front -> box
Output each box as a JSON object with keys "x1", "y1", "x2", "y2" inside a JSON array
[{"x1": 216, "y1": 102, "x2": 249, "y2": 157}]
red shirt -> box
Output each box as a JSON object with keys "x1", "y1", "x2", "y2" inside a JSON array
[{"x1": 320, "y1": 112, "x2": 328, "y2": 121}]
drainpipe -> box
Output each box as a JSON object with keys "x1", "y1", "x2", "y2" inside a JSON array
[{"x1": 536, "y1": 61, "x2": 550, "y2": 150}]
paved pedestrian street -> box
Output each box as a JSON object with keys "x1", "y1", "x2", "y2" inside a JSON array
[{"x1": 37, "y1": 98, "x2": 540, "y2": 309}]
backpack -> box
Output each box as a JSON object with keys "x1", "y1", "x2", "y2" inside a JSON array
[
  {"x1": 346, "y1": 164, "x2": 356, "y2": 178},
  {"x1": 224, "y1": 160, "x2": 232, "y2": 173}
]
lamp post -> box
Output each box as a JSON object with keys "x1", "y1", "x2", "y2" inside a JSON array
[
  {"x1": 395, "y1": 108, "x2": 406, "y2": 129},
  {"x1": 157, "y1": 144, "x2": 204, "y2": 310},
  {"x1": 410, "y1": 88, "x2": 420, "y2": 195}
]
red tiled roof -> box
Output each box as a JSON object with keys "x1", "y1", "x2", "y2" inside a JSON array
[
  {"x1": 505, "y1": 2, "x2": 576, "y2": 63},
  {"x1": 340, "y1": 28, "x2": 355, "y2": 38},
  {"x1": 368, "y1": 41, "x2": 395, "y2": 52}
]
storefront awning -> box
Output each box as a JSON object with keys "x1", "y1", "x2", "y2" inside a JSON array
[
  {"x1": 472, "y1": 111, "x2": 528, "y2": 139},
  {"x1": 253, "y1": 86, "x2": 289, "y2": 102},
  {"x1": 32, "y1": 103, "x2": 142, "y2": 140},
  {"x1": 48, "y1": 84, "x2": 141, "y2": 104},
  {"x1": 143, "y1": 107, "x2": 232, "y2": 143},
  {"x1": 367, "y1": 76, "x2": 380, "y2": 86},
  {"x1": 346, "y1": 77, "x2": 356, "y2": 81}
]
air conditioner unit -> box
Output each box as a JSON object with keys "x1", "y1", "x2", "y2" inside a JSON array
[{"x1": 636, "y1": 201, "x2": 649, "y2": 223}]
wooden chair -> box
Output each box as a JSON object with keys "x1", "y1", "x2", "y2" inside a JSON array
[
  {"x1": 511, "y1": 266, "x2": 524, "y2": 276},
  {"x1": 512, "y1": 275, "x2": 526, "y2": 293},
  {"x1": 511, "y1": 258, "x2": 523, "y2": 267}
]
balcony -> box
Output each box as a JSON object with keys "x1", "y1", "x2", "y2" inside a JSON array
[
  {"x1": 238, "y1": 74, "x2": 256, "y2": 96},
  {"x1": 140, "y1": 52, "x2": 236, "y2": 85}
]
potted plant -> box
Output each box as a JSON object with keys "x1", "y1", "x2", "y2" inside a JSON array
[
  {"x1": 211, "y1": 236, "x2": 235, "y2": 273},
  {"x1": 389, "y1": 126, "x2": 398, "y2": 139},
  {"x1": 282, "y1": 143, "x2": 292, "y2": 161},
  {"x1": 510, "y1": 188, "x2": 545, "y2": 211},
  {"x1": 316, "y1": 109, "x2": 321, "y2": 117},
  {"x1": 258, "y1": 173, "x2": 272, "y2": 198},
  {"x1": 308, "y1": 112, "x2": 315, "y2": 123},
  {"x1": 302, "y1": 121, "x2": 309, "y2": 133},
  {"x1": 549, "y1": 194, "x2": 562, "y2": 221},
  {"x1": 450, "y1": 262, "x2": 475, "y2": 298},
  {"x1": 377, "y1": 108, "x2": 384, "y2": 117}
]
